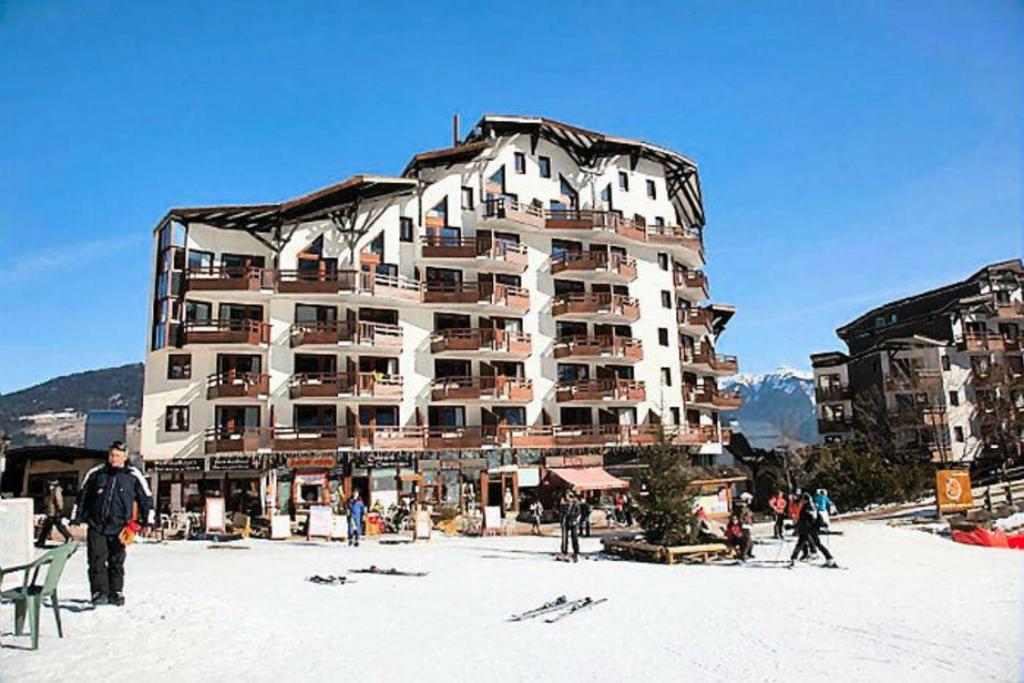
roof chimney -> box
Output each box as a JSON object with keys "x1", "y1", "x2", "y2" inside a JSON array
[{"x1": 453, "y1": 114, "x2": 460, "y2": 147}]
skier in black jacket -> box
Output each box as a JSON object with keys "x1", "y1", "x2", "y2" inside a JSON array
[
  {"x1": 789, "y1": 493, "x2": 836, "y2": 568},
  {"x1": 72, "y1": 441, "x2": 154, "y2": 606}
]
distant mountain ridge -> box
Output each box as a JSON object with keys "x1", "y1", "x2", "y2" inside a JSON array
[
  {"x1": 722, "y1": 367, "x2": 819, "y2": 449},
  {"x1": 0, "y1": 363, "x2": 143, "y2": 446}
]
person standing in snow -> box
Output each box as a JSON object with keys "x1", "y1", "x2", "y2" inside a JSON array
[
  {"x1": 814, "y1": 488, "x2": 837, "y2": 532},
  {"x1": 560, "y1": 491, "x2": 581, "y2": 562},
  {"x1": 529, "y1": 498, "x2": 543, "y2": 535},
  {"x1": 768, "y1": 490, "x2": 788, "y2": 539},
  {"x1": 613, "y1": 492, "x2": 624, "y2": 524},
  {"x1": 72, "y1": 441, "x2": 154, "y2": 606},
  {"x1": 347, "y1": 491, "x2": 366, "y2": 547},
  {"x1": 790, "y1": 493, "x2": 836, "y2": 567},
  {"x1": 36, "y1": 480, "x2": 72, "y2": 547},
  {"x1": 622, "y1": 492, "x2": 634, "y2": 527},
  {"x1": 578, "y1": 494, "x2": 591, "y2": 537}
]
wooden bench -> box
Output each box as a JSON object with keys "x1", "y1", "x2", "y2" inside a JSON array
[{"x1": 601, "y1": 537, "x2": 730, "y2": 565}]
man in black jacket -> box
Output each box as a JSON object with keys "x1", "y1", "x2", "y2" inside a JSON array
[
  {"x1": 789, "y1": 493, "x2": 836, "y2": 568},
  {"x1": 72, "y1": 441, "x2": 154, "y2": 606}
]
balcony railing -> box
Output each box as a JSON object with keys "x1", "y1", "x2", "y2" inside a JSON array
[
  {"x1": 680, "y1": 346, "x2": 738, "y2": 375},
  {"x1": 676, "y1": 307, "x2": 712, "y2": 329},
  {"x1": 555, "y1": 379, "x2": 645, "y2": 402},
  {"x1": 885, "y1": 370, "x2": 943, "y2": 391},
  {"x1": 552, "y1": 335, "x2": 643, "y2": 362},
  {"x1": 186, "y1": 267, "x2": 273, "y2": 292},
  {"x1": 995, "y1": 301, "x2": 1024, "y2": 319},
  {"x1": 275, "y1": 269, "x2": 361, "y2": 295},
  {"x1": 289, "y1": 320, "x2": 402, "y2": 349},
  {"x1": 205, "y1": 372, "x2": 269, "y2": 400},
  {"x1": 959, "y1": 331, "x2": 1007, "y2": 353},
  {"x1": 203, "y1": 427, "x2": 272, "y2": 454},
  {"x1": 550, "y1": 251, "x2": 637, "y2": 281},
  {"x1": 181, "y1": 319, "x2": 270, "y2": 346},
  {"x1": 420, "y1": 236, "x2": 529, "y2": 271},
  {"x1": 430, "y1": 376, "x2": 533, "y2": 402},
  {"x1": 499, "y1": 423, "x2": 720, "y2": 449},
  {"x1": 289, "y1": 372, "x2": 403, "y2": 400},
  {"x1": 421, "y1": 281, "x2": 530, "y2": 312},
  {"x1": 686, "y1": 386, "x2": 742, "y2": 410},
  {"x1": 272, "y1": 426, "x2": 343, "y2": 452},
  {"x1": 482, "y1": 197, "x2": 546, "y2": 229},
  {"x1": 430, "y1": 328, "x2": 531, "y2": 356},
  {"x1": 673, "y1": 268, "x2": 709, "y2": 298},
  {"x1": 551, "y1": 293, "x2": 639, "y2": 321}
]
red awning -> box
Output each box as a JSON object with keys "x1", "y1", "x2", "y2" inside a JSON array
[{"x1": 548, "y1": 467, "x2": 629, "y2": 491}]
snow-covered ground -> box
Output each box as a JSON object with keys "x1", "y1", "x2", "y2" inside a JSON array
[{"x1": 1, "y1": 522, "x2": 1021, "y2": 682}]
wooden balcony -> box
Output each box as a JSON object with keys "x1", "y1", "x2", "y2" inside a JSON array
[
  {"x1": 206, "y1": 372, "x2": 269, "y2": 400},
  {"x1": 186, "y1": 267, "x2": 273, "y2": 292},
  {"x1": 182, "y1": 320, "x2": 269, "y2": 346},
  {"x1": 289, "y1": 372, "x2": 403, "y2": 400},
  {"x1": 885, "y1": 369, "x2": 943, "y2": 391},
  {"x1": 424, "y1": 426, "x2": 486, "y2": 450},
  {"x1": 289, "y1": 320, "x2": 402, "y2": 351},
  {"x1": 203, "y1": 427, "x2": 272, "y2": 454},
  {"x1": 481, "y1": 197, "x2": 546, "y2": 229},
  {"x1": 995, "y1": 301, "x2": 1024, "y2": 320},
  {"x1": 550, "y1": 293, "x2": 640, "y2": 322},
  {"x1": 550, "y1": 251, "x2": 637, "y2": 282},
  {"x1": 679, "y1": 345, "x2": 737, "y2": 375},
  {"x1": 420, "y1": 236, "x2": 529, "y2": 272},
  {"x1": 673, "y1": 268, "x2": 709, "y2": 300},
  {"x1": 686, "y1": 387, "x2": 742, "y2": 410},
  {"x1": 960, "y1": 331, "x2": 1007, "y2": 353},
  {"x1": 272, "y1": 426, "x2": 342, "y2": 452},
  {"x1": 362, "y1": 272, "x2": 422, "y2": 302},
  {"x1": 890, "y1": 407, "x2": 947, "y2": 428},
  {"x1": 815, "y1": 385, "x2": 850, "y2": 403},
  {"x1": 421, "y1": 281, "x2": 530, "y2": 313},
  {"x1": 553, "y1": 335, "x2": 643, "y2": 362},
  {"x1": 555, "y1": 379, "x2": 645, "y2": 403},
  {"x1": 676, "y1": 306, "x2": 712, "y2": 331},
  {"x1": 430, "y1": 328, "x2": 531, "y2": 357},
  {"x1": 817, "y1": 419, "x2": 850, "y2": 434},
  {"x1": 275, "y1": 269, "x2": 360, "y2": 295},
  {"x1": 712, "y1": 353, "x2": 739, "y2": 375},
  {"x1": 430, "y1": 376, "x2": 533, "y2": 402}
]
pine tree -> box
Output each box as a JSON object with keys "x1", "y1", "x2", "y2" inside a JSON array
[{"x1": 636, "y1": 426, "x2": 700, "y2": 546}]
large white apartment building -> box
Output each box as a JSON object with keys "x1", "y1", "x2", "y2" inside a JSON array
[
  {"x1": 811, "y1": 259, "x2": 1024, "y2": 465},
  {"x1": 140, "y1": 115, "x2": 740, "y2": 514}
]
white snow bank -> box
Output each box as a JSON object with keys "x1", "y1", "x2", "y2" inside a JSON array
[{"x1": 0, "y1": 522, "x2": 1020, "y2": 682}]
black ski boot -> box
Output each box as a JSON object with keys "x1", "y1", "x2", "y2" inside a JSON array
[
  {"x1": 92, "y1": 592, "x2": 109, "y2": 606},
  {"x1": 110, "y1": 592, "x2": 125, "y2": 606}
]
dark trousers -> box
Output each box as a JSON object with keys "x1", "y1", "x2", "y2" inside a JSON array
[
  {"x1": 578, "y1": 514, "x2": 591, "y2": 537},
  {"x1": 560, "y1": 521, "x2": 579, "y2": 556},
  {"x1": 86, "y1": 528, "x2": 126, "y2": 597},
  {"x1": 773, "y1": 513, "x2": 786, "y2": 539},
  {"x1": 791, "y1": 528, "x2": 832, "y2": 562},
  {"x1": 37, "y1": 515, "x2": 71, "y2": 546}
]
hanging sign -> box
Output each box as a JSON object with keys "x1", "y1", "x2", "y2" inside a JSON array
[
  {"x1": 545, "y1": 454, "x2": 603, "y2": 468},
  {"x1": 349, "y1": 452, "x2": 414, "y2": 469},
  {"x1": 286, "y1": 454, "x2": 337, "y2": 469},
  {"x1": 936, "y1": 470, "x2": 973, "y2": 514},
  {"x1": 209, "y1": 455, "x2": 262, "y2": 471}
]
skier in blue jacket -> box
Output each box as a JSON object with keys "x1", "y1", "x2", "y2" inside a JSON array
[
  {"x1": 814, "y1": 488, "x2": 837, "y2": 531},
  {"x1": 347, "y1": 491, "x2": 366, "y2": 547}
]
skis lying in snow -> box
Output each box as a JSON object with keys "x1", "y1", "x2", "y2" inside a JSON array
[
  {"x1": 349, "y1": 566, "x2": 428, "y2": 577},
  {"x1": 306, "y1": 574, "x2": 354, "y2": 585},
  {"x1": 713, "y1": 559, "x2": 794, "y2": 569},
  {"x1": 508, "y1": 596, "x2": 568, "y2": 621},
  {"x1": 544, "y1": 597, "x2": 607, "y2": 623}
]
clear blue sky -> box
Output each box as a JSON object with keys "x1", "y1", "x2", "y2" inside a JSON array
[{"x1": 1, "y1": 1, "x2": 1021, "y2": 393}]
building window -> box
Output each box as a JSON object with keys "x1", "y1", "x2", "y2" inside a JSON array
[
  {"x1": 167, "y1": 354, "x2": 192, "y2": 380},
  {"x1": 949, "y1": 391, "x2": 959, "y2": 407},
  {"x1": 658, "y1": 253, "x2": 669, "y2": 271},
  {"x1": 646, "y1": 179, "x2": 656, "y2": 199},
  {"x1": 661, "y1": 367, "x2": 672, "y2": 387},
  {"x1": 514, "y1": 152, "x2": 526, "y2": 174},
  {"x1": 400, "y1": 217, "x2": 413, "y2": 242},
  {"x1": 165, "y1": 406, "x2": 190, "y2": 432},
  {"x1": 670, "y1": 407, "x2": 680, "y2": 425},
  {"x1": 461, "y1": 186, "x2": 474, "y2": 210},
  {"x1": 941, "y1": 355, "x2": 950, "y2": 371},
  {"x1": 538, "y1": 156, "x2": 551, "y2": 178},
  {"x1": 618, "y1": 171, "x2": 629, "y2": 191},
  {"x1": 661, "y1": 291, "x2": 671, "y2": 309},
  {"x1": 654, "y1": 217, "x2": 665, "y2": 228},
  {"x1": 954, "y1": 426, "x2": 964, "y2": 443},
  {"x1": 658, "y1": 328, "x2": 669, "y2": 346}
]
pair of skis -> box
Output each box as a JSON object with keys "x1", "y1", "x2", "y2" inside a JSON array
[
  {"x1": 509, "y1": 596, "x2": 608, "y2": 623},
  {"x1": 306, "y1": 574, "x2": 354, "y2": 585},
  {"x1": 350, "y1": 566, "x2": 428, "y2": 577}
]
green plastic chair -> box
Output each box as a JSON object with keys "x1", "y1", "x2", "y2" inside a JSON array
[{"x1": 0, "y1": 541, "x2": 80, "y2": 650}]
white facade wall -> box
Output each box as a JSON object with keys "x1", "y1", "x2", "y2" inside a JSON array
[{"x1": 141, "y1": 131, "x2": 732, "y2": 461}]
